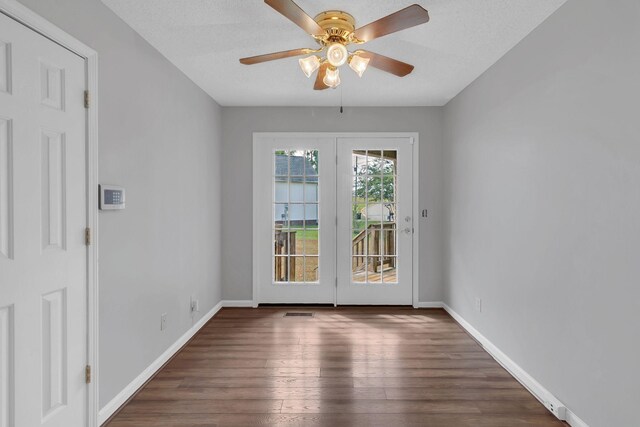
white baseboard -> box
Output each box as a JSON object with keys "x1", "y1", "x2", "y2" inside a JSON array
[
  {"x1": 565, "y1": 411, "x2": 589, "y2": 427},
  {"x1": 442, "y1": 303, "x2": 588, "y2": 427},
  {"x1": 97, "y1": 301, "x2": 223, "y2": 425},
  {"x1": 415, "y1": 301, "x2": 445, "y2": 308},
  {"x1": 97, "y1": 299, "x2": 588, "y2": 427},
  {"x1": 221, "y1": 300, "x2": 254, "y2": 307}
]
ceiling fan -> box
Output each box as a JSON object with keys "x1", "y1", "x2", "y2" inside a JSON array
[{"x1": 239, "y1": 0, "x2": 430, "y2": 90}]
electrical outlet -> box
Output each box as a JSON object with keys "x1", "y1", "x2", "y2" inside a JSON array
[
  {"x1": 190, "y1": 296, "x2": 199, "y2": 314},
  {"x1": 160, "y1": 313, "x2": 167, "y2": 331},
  {"x1": 475, "y1": 297, "x2": 482, "y2": 313}
]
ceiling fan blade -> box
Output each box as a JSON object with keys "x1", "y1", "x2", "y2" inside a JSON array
[
  {"x1": 356, "y1": 50, "x2": 414, "y2": 77},
  {"x1": 240, "y1": 48, "x2": 316, "y2": 65},
  {"x1": 265, "y1": 0, "x2": 325, "y2": 36},
  {"x1": 353, "y1": 4, "x2": 429, "y2": 43},
  {"x1": 314, "y1": 63, "x2": 330, "y2": 90}
]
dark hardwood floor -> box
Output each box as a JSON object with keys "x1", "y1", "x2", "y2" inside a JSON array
[{"x1": 105, "y1": 307, "x2": 566, "y2": 426}]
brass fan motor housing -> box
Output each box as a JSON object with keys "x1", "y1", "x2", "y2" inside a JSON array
[{"x1": 314, "y1": 11, "x2": 356, "y2": 45}]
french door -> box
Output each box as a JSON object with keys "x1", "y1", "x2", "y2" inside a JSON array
[
  {"x1": 253, "y1": 134, "x2": 414, "y2": 305},
  {"x1": 336, "y1": 138, "x2": 413, "y2": 305},
  {"x1": 254, "y1": 136, "x2": 336, "y2": 303}
]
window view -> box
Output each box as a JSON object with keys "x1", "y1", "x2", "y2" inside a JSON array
[
  {"x1": 273, "y1": 150, "x2": 319, "y2": 283},
  {"x1": 352, "y1": 150, "x2": 398, "y2": 283}
]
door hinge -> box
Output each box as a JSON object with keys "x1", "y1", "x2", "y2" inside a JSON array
[
  {"x1": 84, "y1": 90, "x2": 90, "y2": 108},
  {"x1": 85, "y1": 365, "x2": 92, "y2": 384},
  {"x1": 85, "y1": 227, "x2": 91, "y2": 246},
  {"x1": 335, "y1": 277, "x2": 338, "y2": 288}
]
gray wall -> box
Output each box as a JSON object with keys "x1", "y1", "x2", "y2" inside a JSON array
[
  {"x1": 14, "y1": 0, "x2": 637, "y2": 423},
  {"x1": 16, "y1": 0, "x2": 223, "y2": 408},
  {"x1": 442, "y1": 0, "x2": 640, "y2": 425},
  {"x1": 221, "y1": 107, "x2": 444, "y2": 303}
]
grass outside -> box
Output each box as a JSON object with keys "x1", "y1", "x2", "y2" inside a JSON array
[{"x1": 291, "y1": 225, "x2": 318, "y2": 239}]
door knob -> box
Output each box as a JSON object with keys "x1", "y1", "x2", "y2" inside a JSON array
[
  {"x1": 405, "y1": 216, "x2": 411, "y2": 222},
  {"x1": 403, "y1": 227, "x2": 412, "y2": 234}
]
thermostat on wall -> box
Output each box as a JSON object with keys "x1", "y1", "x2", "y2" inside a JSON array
[{"x1": 99, "y1": 184, "x2": 125, "y2": 210}]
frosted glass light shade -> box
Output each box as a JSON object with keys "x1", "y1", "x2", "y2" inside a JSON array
[
  {"x1": 323, "y1": 67, "x2": 340, "y2": 88},
  {"x1": 349, "y1": 54, "x2": 370, "y2": 77},
  {"x1": 327, "y1": 43, "x2": 348, "y2": 67},
  {"x1": 299, "y1": 55, "x2": 321, "y2": 78}
]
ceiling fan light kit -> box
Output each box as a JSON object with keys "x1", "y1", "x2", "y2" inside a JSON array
[
  {"x1": 326, "y1": 43, "x2": 349, "y2": 67},
  {"x1": 348, "y1": 54, "x2": 370, "y2": 78},
  {"x1": 323, "y1": 67, "x2": 341, "y2": 89},
  {"x1": 299, "y1": 55, "x2": 321, "y2": 78},
  {"x1": 240, "y1": 0, "x2": 430, "y2": 90}
]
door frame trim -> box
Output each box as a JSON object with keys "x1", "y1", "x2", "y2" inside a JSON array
[
  {"x1": 252, "y1": 132, "x2": 420, "y2": 307},
  {"x1": 0, "y1": 1, "x2": 99, "y2": 426}
]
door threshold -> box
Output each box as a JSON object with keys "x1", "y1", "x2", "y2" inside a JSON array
[{"x1": 257, "y1": 303, "x2": 335, "y2": 307}]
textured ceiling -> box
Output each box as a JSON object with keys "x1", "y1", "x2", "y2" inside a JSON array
[{"x1": 101, "y1": 0, "x2": 567, "y2": 106}]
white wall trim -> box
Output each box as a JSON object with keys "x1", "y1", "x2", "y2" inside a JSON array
[
  {"x1": 85, "y1": 51, "x2": 100, "y2": 427},
  {"x1": 565, "y1": 410, "x2": 589, "y2": 427},
  {"x1": 97, "y1": 301, "x2": 223, "y2": 425},
  {"x1": 411, "y1": 134, "x2": 420, "y2": 308},
  {"x1": 415, "y1": 301, "x2": 444, "y2": 308},
  {"x1": 442, "y1": 303, "x2": 589, "y2": 427},
  {"x1": 221, "y1": 300, "x2": 254, "y2": 307},
  {"x1": 0, "y1": 0, "x2": 95, "y2": 56},
  {"x1": 252, "y1": 135, "x2": 260, "y2": 308},
  {"x1": 0, "y1": 2, "x2": 100, "y2": 426}
]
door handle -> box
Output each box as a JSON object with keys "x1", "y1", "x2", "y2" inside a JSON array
[{"x1": 403, "y1": 227, "x2": 412, "y2": 234}]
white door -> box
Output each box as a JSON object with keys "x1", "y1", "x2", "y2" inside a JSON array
[
  {"x1": 337, "y1": 137, "x2": 413, "y2": 304},
  {"x1": 0, "y1": 12, "x2": 88, "y2": 427},
  {"x1": 254, "y1": 136, "x2": 336, "y2": 304},
  {"x1": 254, "y1": 134, "x2": 414, "y2": 305}
]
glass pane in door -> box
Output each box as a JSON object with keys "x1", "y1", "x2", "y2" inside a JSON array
[
  {"x1": 273, "y1": 150, "x2": 320, "y2": 283},
  {"x1": 351, "y1": 150, "x2": 398, "y2": 284}
]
